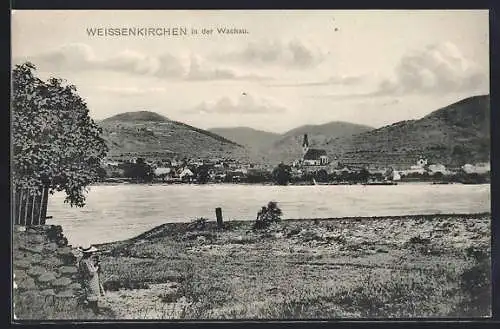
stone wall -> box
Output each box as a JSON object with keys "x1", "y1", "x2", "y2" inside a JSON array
[{"x1": 13, "y1": 225, "x2": 83, "y2": 319}]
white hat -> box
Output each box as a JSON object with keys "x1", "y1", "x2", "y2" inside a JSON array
[{"x1": 80, "y1": 246, "x2": 99, "y2": 253}]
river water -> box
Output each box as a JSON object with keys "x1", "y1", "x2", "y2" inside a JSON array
[{"x1": 47, "y1": 183, "x2": 490, "y2": 246}]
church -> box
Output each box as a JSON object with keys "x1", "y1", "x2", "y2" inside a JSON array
[{"x1": 301, "y1": 134, "x2": 329, "y2": 166}]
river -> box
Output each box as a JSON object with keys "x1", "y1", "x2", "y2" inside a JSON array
[{"x1": 47, "y1": 183, "x2": 490, "y2": 246}]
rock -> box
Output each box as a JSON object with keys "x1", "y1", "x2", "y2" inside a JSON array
[
  {"x1": 44, "y1": 242, "x2": 58, "y2": 252},
  {"x1": 14, "y1": 260, "x2": 31, "y2": 270},
  {"x1": 55, "y1": 290, "x2": 74, "y2": 298},
  {"x1": 18, "y1": 277, "x2": 36, "y2": 291},
  {"x1": 51, "y1": 277, "x2": 72, "y2": 288},
  {"x1": 56, "y1": 238, "x2": 68, "y2": 247},
  {"x1": 59, "y1": 266, "x2": 78, "y2": 275},
  {"x1": 39, "y1": 257, "x2": 64, "y2": 267},
  {"x1": 27, "y1": 266, "x2": 47, "y2": 277},
  {"x1": 28, "y1": 253, "x2": 43, "y2": 265},
  {"x1": 15, "y1": 226, "x2": 26, "y2": 232},
  {"x1": 57, "y1": 246, "x2": 73, "y2": 255},
  {"x1": 37, "y1": 271, "x2": 57, "y2": 283},
  {"x1": 13, "y1": 269, "x2": 28, "y2": 281},
  {"x1": 27, "y1": 235, "x2": 46, "y2": 244},
  {"x1": 40, "y1": 289, "x2": 56, "y2": 296},
  {"x1": 68, "y1": 282, "x2": 82, "y2": 290}
]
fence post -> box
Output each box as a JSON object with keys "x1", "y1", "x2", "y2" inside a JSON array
[
  {"x1": 37, "y1": 186, "x2": 45, "y2": 226},
  {"x1": 17, "y1": 189, "x2": 23, "y2": 226},
  {"x1": 40, "y1": 185, "x2": 49, "y2": 225},
  {"x1": 12, "y1": 184, "x2": 16, "y2": 226},
  {"x1": 215, "y1": 207, "x2": 223, "y2": 228},
  {"x1": 30, "y1": 193, "x2": 36, "y2": 226},
  {"x1": 23, "y1": 191, "x2": 29, "y2": 226}
]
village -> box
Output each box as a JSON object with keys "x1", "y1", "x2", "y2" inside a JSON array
[{"x1": 100, "y1": 134, "x2": 491, "y2": 185}]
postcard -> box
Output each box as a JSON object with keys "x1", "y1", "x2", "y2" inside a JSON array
[{"x1": 11, "y1": 9, "x2": 491, "y2": 320}]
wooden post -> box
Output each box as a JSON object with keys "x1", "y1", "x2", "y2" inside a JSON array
[
  {"x1": 37, "y1": 186, "x2": 45, "y2": 226},
  {"x1": 40, "y1": 185, "x2": 49, "y2": 225},
  {"x1": 23, "y1": 191, "x2": 29, "y2": 226},
  {"x1": 215, "y1": 207, "x2": 223, "y2": 228},
  {"x1": 17, "y1": 189, "x2": 23, "y2": 226},
  {"x1": 12, "y1": 184, "x2": 16, "y2": 226},
  {"x1": 31, "y1": 193, "x2": 36, "y2": 226}
]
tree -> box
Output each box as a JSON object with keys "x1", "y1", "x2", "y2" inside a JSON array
[
  {"x1": 272, "y1": 163, "x2": 292, "y2": 185},
  {"x1": 122, "y1": 158, "x2": 154, "y2": 183},
  {"x1": 314, "y1": 169, "x2": 328, "y2": 183},
  {"x1": 254, "y1": 201, "x2": 282, "y2": 229},
  {"x1": 357, "y1": 168, "x2": 370, "y2": 183},
  {"x1": 12, "y1": 62, "x2": 108, "y2": 207},
  {"x1": 196, "y1": 165, "x2": 211, "y2": 184}
]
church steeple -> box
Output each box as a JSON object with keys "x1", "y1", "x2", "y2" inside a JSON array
[{"x1": 302, "y1": 134, "x2": 309, "y2": 154}]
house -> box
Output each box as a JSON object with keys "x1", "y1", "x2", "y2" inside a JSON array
[
  {"x1": 428, "y1": 164, "x2": 448, "y2": 175},
  {"x1": 302, "y1": 134, "x2": 329, "y2": 166},
  {"x1": 410, "y1": 157, "x2": 428, "y2": 170},
  {"x1": 462, "y1": 163, "x2": 490, "y2": 174},
  {"x1": 179, "y1": 168, "x2": 195, "y2": 180},
  {"x1": 154, "y1": 167, "x2": 172, "y2": 177}
]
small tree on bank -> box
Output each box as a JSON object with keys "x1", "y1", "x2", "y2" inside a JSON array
[
  {"x1": 12, "y1": 62, "x2": 108, "y2": 207},
  {"x1": 272, "y1": 163, "x2": 292, "y2": 185},
  {"x1": 254, "y1": 201, "x2": 282, "y2": 230}
]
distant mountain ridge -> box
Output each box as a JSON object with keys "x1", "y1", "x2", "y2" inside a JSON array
[
  {"x1": 210, "y1": 122, "x2": 374, "y2": 164},
  {"x1": 323, "y1": 94, "x2": 490, "y2": 168},
  {"x1": 208, "y1": 127, "x2": 282, "y2": 152},
  {"x1": 98, "y1": 111, "x2": 248, "y2": 161},
  {"x1": 98, "y1": 95, "x2": 490, "y2": 167},
  {"x1": 101, "y1": 111, "x2": 170, "y2": 123}
]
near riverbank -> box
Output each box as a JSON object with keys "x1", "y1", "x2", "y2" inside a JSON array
[{"x1": 93, "y1": 213, "x2": 491, "y2": 319}]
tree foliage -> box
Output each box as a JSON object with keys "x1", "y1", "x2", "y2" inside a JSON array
[
  {"x1": 120, "y1": 158, "x2": 154, "y2": 183},
  {"x1": 254, "y1": 201, "x2": 282, "y2": 230},
  {"x1": 196, "y1": 165, "x2": 211, "y2": 184},
  {"x1": 12, "y1": 62, "x2": 108, "y2": 206},
  {"x1": 272, "y1": 163, "x2": 292, "y2": 185}
]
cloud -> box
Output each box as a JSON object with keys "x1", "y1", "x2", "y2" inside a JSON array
[
  {"x1": 375, "y1": 42, "x2": 488, "y2": 95},
  {"x1": 18, "y1": 43, "x2": 269, "y2": 81},
  {"x1": 185, "y1": 55, "x2": 269, "y2": 81},
  {"x1": 96, "y1": 86, "x2": 167, "y2": 96},
  {"x1": 269, "y1": 74, "x2": 365, "y2": 87},
  {"x1": 187, "y1": 94, "x2": 287, "y2": 115},
  {"x1": 213, "y1": 39, "x2": 326, "y2": 69}
]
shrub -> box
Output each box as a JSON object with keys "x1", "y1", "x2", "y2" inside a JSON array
[
  {"x1": 253, "y1": 201, "x2": 282, "y2": 230},
  {"x1": 187, "y1": 218, "x2": 208, "y2": 231}
]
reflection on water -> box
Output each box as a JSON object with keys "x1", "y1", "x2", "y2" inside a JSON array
[{"x1": 47, "y1": 183, "x2": 491, "y2": 246}]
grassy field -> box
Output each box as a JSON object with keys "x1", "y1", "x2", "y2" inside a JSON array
[{"x1": 92, "y1": 213, "x2": 491, "y2": 320}]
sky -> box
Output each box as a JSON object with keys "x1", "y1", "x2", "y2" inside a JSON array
[{"x1": 12, "y1": 10, "x2": 489, "y2": 133}]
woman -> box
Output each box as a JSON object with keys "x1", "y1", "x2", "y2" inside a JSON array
[{"x1": 78, "y1": 246, "x2": 105, "y2": 314}]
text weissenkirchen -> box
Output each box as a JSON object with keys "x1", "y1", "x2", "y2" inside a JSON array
[
  {"x1": 86, "y1": 27, "x2": 249, "y2": 37},
  {"x1": 87, "y1": 27, "x2": 189, "y2": 37}
]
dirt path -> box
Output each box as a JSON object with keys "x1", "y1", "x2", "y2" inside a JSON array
[{"x1": 99, "y1": 283, "x2": 189, "y2": 319}]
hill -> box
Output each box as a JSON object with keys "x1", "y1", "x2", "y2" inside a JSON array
[
  {"x1": 98, "y1": 111, "x2": 250, "y2": 161},
  {"x1": 208, "y1": 127, "x2": 282, "y2": 152},
  {"x1": 325, "y1": 95, "x2": 490, "y2": 168},
  {"x1": 101, "y1": 111, "x2": 170, "y2": 123},
  {"x1": 262, "y1": 122, "x2": 374, "y2": 164}
]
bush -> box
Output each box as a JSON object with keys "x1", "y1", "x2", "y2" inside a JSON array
[
  {"x1": 253, "y1": 201, "x2": 282, "y2": 230},
  {"x1": 187, "y1": 218, "x2": 208, "y2": 231}
]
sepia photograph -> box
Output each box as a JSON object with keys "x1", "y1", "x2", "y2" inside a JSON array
[{"x1": 11, "y1": 9, "x2": 491, "y2": 320}]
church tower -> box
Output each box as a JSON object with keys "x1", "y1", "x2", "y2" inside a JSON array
[{"x1": 302, "y1": 134, "x2": 309, "y2": 154}]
